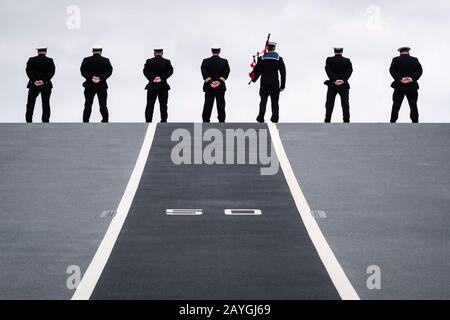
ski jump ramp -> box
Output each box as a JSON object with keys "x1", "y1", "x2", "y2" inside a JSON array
[{"x1": 0, "y1": 123, "x2": 448, "y2": 300}]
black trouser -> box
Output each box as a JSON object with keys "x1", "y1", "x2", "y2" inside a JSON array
[
  {"x1": 83, "y1": 87, "x2": 109, "y2": 123},
  {"x1": 202, "y1": 91, "x2": 226, "y2": 123},
  {"x1": 325, "y1": 86, "x2": 350, "y2": 123},
  {"x1": 390, "y1": 88, "x2": 419, "y2": 123},
  {"x1": 257, "y1": 85, "x2": 280, "y2": 123},
  {"x1": 26, "y1": 87, "x2": 51, "y2": 123},
  {"x1": 146, "y1": 89, "x2": 169, "y2": 123}
]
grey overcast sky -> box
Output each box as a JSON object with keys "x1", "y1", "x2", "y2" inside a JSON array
[{"x1": 1, "y1": 0, "x2": 449, "y2": 123}]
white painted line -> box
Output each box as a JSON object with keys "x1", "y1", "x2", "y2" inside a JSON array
[
  {"x1": 225, "y1": 209, "x2": 262, "y2": 216},
  {"x1": 267, "y1": 123, "x2": 360, "y2": 301},
  {"x1": 166, "y1": 209, "x2": 203, "y2": 216},
  {"x1": 72, "y1": 124, "x2": 157, "y2": 300}
]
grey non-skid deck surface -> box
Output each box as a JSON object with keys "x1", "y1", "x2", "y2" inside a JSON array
[
  {"x1": 1, "y1": 123, "x2": 448, "y2": 300},
  {"x1": 92, "y1": 124, "x2": 339, "y2": 300},
  {"x1": 278, "y1": 124, "x2": 450, "y2": 300},
  {"x1": 0, "y1": 124, "x2": 147, "y2": 299}
]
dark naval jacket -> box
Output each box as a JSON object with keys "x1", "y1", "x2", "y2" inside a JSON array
[
  {"x1": 252, "y1": 52, "x2": 286, "y2": 89},
  {"x1": 390, "y1": 54, "x2": 423, "y2": 90},
  {"x1": 201, "y1": 55, "x2": 231, "y2": 92},
  {"x1": 324, "y1": 55, "x2": 353, "y2": 89},
  {"x1": 80, "y1": 54, "x2": 113, "y2": 89},
  {"x1": 26, "y1": 54, "x2": 56, "y2": 89},
  {"x1": 143, "y1": 56, "x2": 174, "y2": 91}
]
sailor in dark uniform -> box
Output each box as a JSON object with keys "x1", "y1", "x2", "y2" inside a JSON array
[
  {"x1": 25, "y1": 46, "x2": 56, "y2": 123},
  {"x1": 143, "y1": 47, "x2": 174, "y2": 123},
  {"x1": 324, "y1": 47, "x2": 353, "y2": 123},
  {"x1": 252, "y1": 41, "x2": 286, "y2": 123},
  {"x1": 201, "y1": 45, "x2": 231, "y2": 123},
  {"x1": 389, "y1": 47, "x2": 423, "y2": 123},
  {"x1": 80, "y1": 46, "x2": 113, "y2": 123}
]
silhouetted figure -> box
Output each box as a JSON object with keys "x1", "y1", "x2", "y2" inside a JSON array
[
  {"x1": 389, "y1": 47, "x2": 423, "y2": 123},
  {"x1": 80, "y1": 46, "x2": 113, "y2": 123},
  {"x1": 25, "y1": 46, "x2": 55, "y2": 123},
  {"x1": 143, "y1": 48, "x2": 173, "y2": 123},
  {"x1": 201, "y1": 46, "x2": 231, "y2": 123},
  {"x1": 252, "y1": 41, "x2": 286, "y2": 123},
  {"x1": 324, "y1": 47, "x2": 353, "y2": 123}
]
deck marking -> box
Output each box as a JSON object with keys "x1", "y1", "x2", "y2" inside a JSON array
[
  {"x1": 72, "y1": 123, "x2": 157, "y2": 300},
  {"x1": 268, "y1": 123, "x2": 360, "y2": 300},
  {"x1": 166, "y1": 209, "x2": 203, "y2": 216},
  {"x1": 100, "y1": 210, "x2": 117, "y2": 219},
  {"x1": 311, "y1": 210, "x2": 328, "y2": 219},
  {"x1": 225, "y1": 209, "x2": 262, "y2": 216}
]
